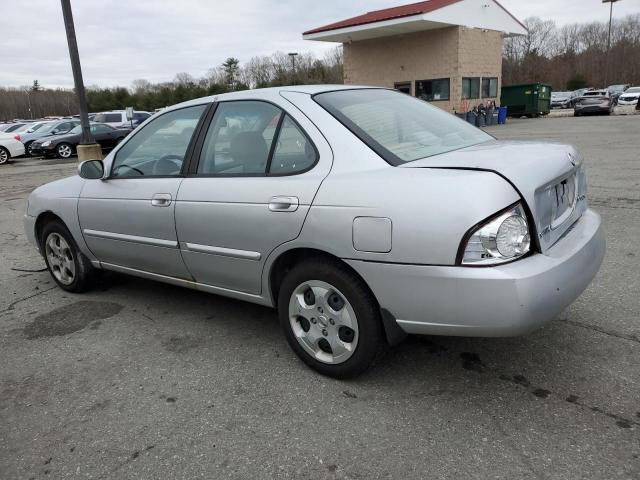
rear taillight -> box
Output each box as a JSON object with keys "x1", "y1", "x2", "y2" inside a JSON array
[{"x1": 14, "y1": 134, "x2": 21, "y2": 141}]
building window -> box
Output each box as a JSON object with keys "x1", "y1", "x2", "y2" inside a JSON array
[
  {"x1": 462, "y1": 78, "x2": 480, "y2": 99},
  {"x1": 415, "y1": 78, "x2": 450, "y2": 101},
  {"x1": 394, "y1": 82, "x2": 411, "y2": 95},
  {"x1": 482, "y1": 77, "x2": 499, "y2": 98}
]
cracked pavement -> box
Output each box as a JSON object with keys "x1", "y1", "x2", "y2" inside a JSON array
[{"x1": 0, "y1": 116, "x2": 639, "y2": 479}]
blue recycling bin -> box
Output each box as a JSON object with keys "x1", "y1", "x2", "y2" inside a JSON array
[{"x1": 498, "y1": 107, "x2": 508, "y2": 124}]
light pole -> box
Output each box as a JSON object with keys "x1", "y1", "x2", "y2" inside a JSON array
[
  {"x1": 60, "y1": 0, "x2": 101, "y2": 161},
  {"x1": 288, "y1": 52, "x2": 299, "y2": 85},
  {"x1": 603, "y1": 0, "x2": 621, "y2": 86}
]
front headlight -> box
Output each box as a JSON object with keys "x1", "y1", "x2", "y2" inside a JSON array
[
  {"x1": 41, "y1": 140, "x2": 52, "y2": 147},
  {"x1": 459, "y1": 203, "x2": 531, "y2": 266}
]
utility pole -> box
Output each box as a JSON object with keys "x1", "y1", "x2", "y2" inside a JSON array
[
  {"x1": 288, "y1": 52, "x2": 299, "y2": 85},
  {"x1": 603, "y1": 0, "x2": 621, "y2": 87},
  {"x1": 60, "y1": 0, "x2": 101, "y2": 161}
]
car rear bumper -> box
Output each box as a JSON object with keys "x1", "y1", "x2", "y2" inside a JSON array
[
  {"x1": 575, "y1": 105, "x2": 610, "y2": 113},
  {"x1": 346, "y1": 209, "x2": 605, "y2": 337}
]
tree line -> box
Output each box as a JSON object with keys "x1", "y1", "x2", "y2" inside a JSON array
[
  {"x1": 2, "y1": 13, "x2": 639, "y2": 120},
  {"x1": 504, "y1": 14, "x2": 640, "y2": 90},
  {"x1": 0, "y1": 49, "x2": 343, "y2": 120}
]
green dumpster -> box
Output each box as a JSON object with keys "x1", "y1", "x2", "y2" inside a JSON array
[{"x1": 500, "y1": 83, "x2": 552, "y2": 117}]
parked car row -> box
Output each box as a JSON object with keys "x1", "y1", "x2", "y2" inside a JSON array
[
  {"x1": 551, "y1": 84, "x2": 639, "y2": 112},
  {"x1": 0, "y1": 109, "x2": 153, "y2": 164}
]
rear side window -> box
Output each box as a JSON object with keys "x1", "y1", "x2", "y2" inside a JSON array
[
  {"x1": 198, "y1": 101, "x2": 281, "y2": 175},
  {"x1": 269, "y1": 116, "x2": 316, "y2": 175},
  {"x1": 197, "y1": 101, "x2": 317, "y2": 176},
  {"x1": 111, "y1": 105, "x2": 206, "y2": 178}
]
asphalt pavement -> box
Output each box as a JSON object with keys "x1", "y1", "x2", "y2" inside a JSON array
[{"x1": 0, "y1": 115, "x2": 638, "y2": 479}]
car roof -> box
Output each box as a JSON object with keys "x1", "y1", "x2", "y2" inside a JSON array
[{"x1": 164, "y1": 84, "x2": 382, "y2": 114}]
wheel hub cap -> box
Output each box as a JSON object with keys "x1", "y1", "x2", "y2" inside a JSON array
[
  {"x1": 45, "y1": 233, "x2": 75, "y2": 285},
  {"x1": 289, "y1": 280, "x2": 359, "y2": 365}
]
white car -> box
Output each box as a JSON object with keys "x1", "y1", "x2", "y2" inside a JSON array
[
  {"x1": 92, "y1": 110, "x2": 151, "y2": 129},
  {"x1": 617, "y1": 86, "x2": 640, "y2": 105},
  {"x1": 0, "y1": 136, "x2": 25, "y2": 164}
]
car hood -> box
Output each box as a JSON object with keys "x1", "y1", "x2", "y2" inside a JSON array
[{"x1": 401, "y1": 140, "x2": 587, "y2": 252}]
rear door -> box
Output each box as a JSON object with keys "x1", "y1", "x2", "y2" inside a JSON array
[
  {"x1": 175, "y1": 98, "x2": 332, "y2": 294},
  {"x1": 78, "y1": 104, "x2": 208, "y2": 278}
]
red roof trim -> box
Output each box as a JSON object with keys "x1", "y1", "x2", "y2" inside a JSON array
[{"x1": 303, "y1": 0, "x2": 464, "y2": 36}]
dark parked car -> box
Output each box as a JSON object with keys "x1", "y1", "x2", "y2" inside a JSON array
[
  {"x1": 574, "y1": 90, "x2": 614, "y2": 116},
  {"x1": 30, "y1": 123, "x2": 130, "y2": 158},
  {"x1": 607, "y1": 84, "x2": 630, "y2": 105}
]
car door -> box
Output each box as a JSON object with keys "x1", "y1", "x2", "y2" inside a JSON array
[
  {"x1": 175, "y1": 99, "x2": 332, "y2": 294},
  {"x1": 91, "y1": 124, "x2": 117, "y2": 148},
  {"x1": 78, "y1": 103, "x2": 208, "y2": 278}
]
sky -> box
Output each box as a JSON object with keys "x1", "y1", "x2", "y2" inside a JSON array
[{"x1": 1, "y1": 0, "x2": 639, "y2": 89}]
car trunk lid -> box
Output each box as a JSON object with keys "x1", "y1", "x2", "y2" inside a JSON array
[{"x1": 400, "y1": 140, "x2": 588, "y2": 253}]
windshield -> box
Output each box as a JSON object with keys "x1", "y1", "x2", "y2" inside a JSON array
[
  {"x1": 38, "y1": 122, "x2": 62, "y2": 133},
  {"x1": 314, "y1": 89, "x2": 491, "y2": 165},
  {"x1": 26, "y1": 122, "x2": 48, "y2": 132},
  {"x1": 552, "y1": 92, "x2": 570, "y2": 98},
  {"x1": 625, "y1": 87, "x2": 640, "y2": 94},
  {"x1": 609, "y1": 85, "x2": 626, "y2": 93},
  {"x1": 12, "y1": 123, "x2": 34, "y2": 133}
]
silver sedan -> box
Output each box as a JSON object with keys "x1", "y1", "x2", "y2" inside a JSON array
[{"x1": 24, "y1": 86, "x2": 605, "y2": 378}]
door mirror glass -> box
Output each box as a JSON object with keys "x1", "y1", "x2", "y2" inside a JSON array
[{"x1": 78, "y1": 160, "x2": 104, "y2": 180}]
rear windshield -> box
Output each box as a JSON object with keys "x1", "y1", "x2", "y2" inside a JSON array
[
  {"x1": 94, "y1": 113, "x2": 122, "y2": 123},
  {"x1": 314, "y1": 89, "x2": 491, "y2": 165}
]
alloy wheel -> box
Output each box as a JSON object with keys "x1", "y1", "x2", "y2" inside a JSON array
[
  {"x1": 57, "y1": 144, "x2": 72, "y2": 158},
  {"x1": 0, "y1": 148, "x2": 8, "y2": 164},
  {"x1": 45, "y1": 233, "x2": 75, "y2": 285},
  {"x1": 288, "y1": 280, "x2": 359, "y2": 365}
]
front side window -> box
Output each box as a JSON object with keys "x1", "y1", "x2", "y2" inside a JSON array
[
  {"x1": 314, "y1": 88, "x2": 491, "y2": 166},
  {"x1": 111, "y1": 104, "x2": 206, "y2": 178},
  {"x1": 415, "y1": 78, "x2": 450, "y2": 101},
  {"x1": 482, "y1": 78, "x2": 498, "y2": 98},
  {"x1": 462, "y1": 78, "x2": 480, "y2": 99}
]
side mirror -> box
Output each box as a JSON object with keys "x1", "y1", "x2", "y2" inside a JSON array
[{"x1": 78, "y1": 160, "x2": 105, "y2": 180}]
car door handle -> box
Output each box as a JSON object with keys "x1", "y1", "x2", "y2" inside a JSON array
[
  {"x1": 269, "y1": 196, "x2": 299, "y2": 212},
  {"x1": 151, "y1": 193, "x2": 172, "y2": 207}
]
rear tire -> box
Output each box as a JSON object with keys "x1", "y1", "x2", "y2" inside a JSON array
[
  {"x1": 277, "y1": 258, "x2": 386, "y2": 378},
  {"x1": 24, "y1": 141, "x2": 34, "y2": 157},
  {"x1": 41, "y1": 220, "x2": 96, "y2": 293},
  {"x1": 0, "y1": 146, "x2": 9, "y2": 165}
]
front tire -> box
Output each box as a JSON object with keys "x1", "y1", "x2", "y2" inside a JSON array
[
  {"x1": 24, "y1": 141, "x2": 34, "y2": 157},
  {"x1": 0, "y1": 146, "x2": 10, "y2": 165},
  {"x1": 41, "y1": 220, "x2": 95, "y2": 292},
  {"x1": 278, "y1": 258, "x2": 385, "y2": 378},
  {"x1": 56, "y1": 143, "x2": 74, "y2": 159}
]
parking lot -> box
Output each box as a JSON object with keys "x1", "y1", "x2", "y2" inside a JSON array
[{"x1": 0, "y1": 114, "x2": 638, "y2": 479}]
